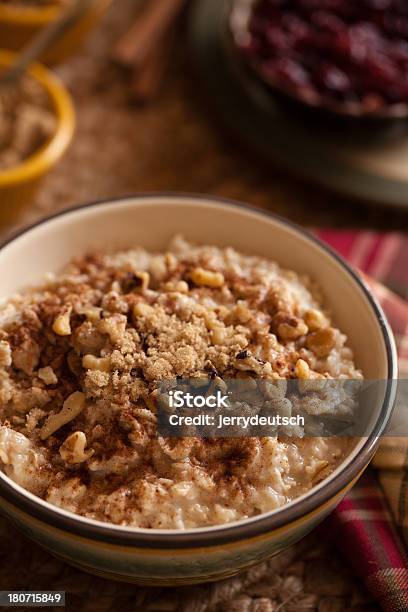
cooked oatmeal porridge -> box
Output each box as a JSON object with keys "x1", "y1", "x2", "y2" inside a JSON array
[{"x1": 0, "y1": 236, "x2": 362, "y2": 529}]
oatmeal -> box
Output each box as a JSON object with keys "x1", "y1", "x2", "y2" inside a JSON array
[
  {"x1": 0, "y1": 74, "x2": 56, "y2": 171},
  {"x1": 0, "y1": 237, "x2": 362, "y2": 529}
]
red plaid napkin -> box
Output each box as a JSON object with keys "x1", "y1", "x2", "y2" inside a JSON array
[
  {"x1": 318, "y1": 230, "x2": 408, "y2": 302},
  {"x1": 316, "y1": 229, "x2": 408, "y2": 612}
]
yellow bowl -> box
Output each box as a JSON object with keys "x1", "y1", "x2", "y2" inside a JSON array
[
  {"x1": 0, "y1": 0, "x2": 112, "y2": 65},
  {"x1": 0, "y1": 50, "x2": 75, "y2": 227}
]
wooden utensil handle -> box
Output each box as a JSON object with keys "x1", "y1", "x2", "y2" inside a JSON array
[
  {"x1": 1, "y1": 0, "x2": 95, "y2": 87},
  {"x1": 130, "y1": 31, "x2": 173, "y2": 104},
  {"x1": 113, "y1": 0, "x2": 185, "y2": 68}
]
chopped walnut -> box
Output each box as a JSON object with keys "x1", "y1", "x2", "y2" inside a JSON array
[
  {"x1": 304, "y1": 309, "x2": 328, "y2": 331},
  {"x1": 59, "y1": 431, "x2": 94, "y2": 464},
  {"x1": 135, "y1": 271, "x2": 150, "y2": 291},
  {"x1": 52, "y1": 308, "x2": 72, "y2": 336},
  {"x1": 40, "y1": 391, "x2": 86, "y2": 440},
  {"x1": 133, "y1": 302, "x2": 155, "y2": 318},
  {"x1": 277, "y1": 317, "x2": 308, "y2": 340},
  {"x1": 76, "y1": 305, "x2": 102, "y2": 322},
  {"x1": 190, "y1": 267, "x2": 224, "y2": 288},
  {"x1": 295, "y1": 359, "x2": 310, "y2": 379},
  {"x1": 38, "y1": 366, "x2": 58, "y2": 385},
  {"x1": 163, "y1": 280, "x2": 189, "y2": 293},
  {"x1": 82, "y1": 354, "x2": 111, "y2": 372},
  {"x1": 98, "y1": 314, "x2": 127, "y2": 344},
  {"x1": 306, "y1": 328, "x2": 337, "y2": 357}
]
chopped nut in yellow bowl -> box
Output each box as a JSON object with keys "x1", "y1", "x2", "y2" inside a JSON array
[
  {"x1": 0, "y1": 50, "x2": 74, "y2": 228},
  {"x1": 0, "y1": 0, "x2": 112, "y2": 64}
]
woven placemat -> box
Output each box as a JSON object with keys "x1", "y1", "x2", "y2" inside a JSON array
[
  {"x1": 1, "y1": 2, "x2": 378, "y2": 610},
  {"x1": 0, "y1": 515, "x2": 374, "y2": 611}
]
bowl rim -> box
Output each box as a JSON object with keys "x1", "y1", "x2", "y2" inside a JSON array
[
  {"x1": 228, "y1": 0, "x2": 408, "y2": 121},
  {"x1": 0, "y1": 3, "x2": 59, "y2": 24},
  {"x1": 0, "y1": 50, "x2": 75, "y2": 186},
  {"x1": 0, "y1": 193, "x2": 398, "y2": 548},
  {"x1": 0, "y1": 0, "x2": 110, "y2": 25}
]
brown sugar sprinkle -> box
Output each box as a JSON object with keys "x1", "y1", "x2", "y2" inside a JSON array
[{"x1": 0, "y1": 237, "x2": 362, "y2": 529}]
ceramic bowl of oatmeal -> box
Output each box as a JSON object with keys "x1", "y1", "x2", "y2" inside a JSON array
[
  {"x1": 0, "y1": 50, "x2": 74, "y2": 227},
  {"x1": 0, "y1": 195, "x2": 397, "y2": 585},
  {"x1": 0, "y1": 0, "x2": 112, "y2": 65}
]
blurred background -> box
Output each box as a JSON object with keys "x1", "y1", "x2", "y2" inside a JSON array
[
  {"x1": 1, "y1": 0, "x2": 408, "y2": 232},
  {"x1": 1, "y1": 0, "x2": 407, "y2": 610}
]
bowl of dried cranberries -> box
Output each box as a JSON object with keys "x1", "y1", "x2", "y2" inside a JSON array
[{"x1": 230, "y1": 0, "x2": 408, "y2": 121}]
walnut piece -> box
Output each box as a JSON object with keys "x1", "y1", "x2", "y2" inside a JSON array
[
  {"x1": 59, "y1": 431, "x2": 93, "y2": 464},
  {"x1": 40, "y1": 391, "x2": 86, "y2": 440},
  {"x1": 82, "y1": 354, "x2": 111, "y2": 372},
  {"x1": 52, "y1": 309, "x2": 72, "y2": 336},
  {"x1": 190, "y1": 267, "x2": 224, "y2": 288},
  {"x1": 306, "y1": 328, "x2": 337, "y2": 358},
  {"x1": 277, "y1": 318, "x2": 308, "y2": 340},
  {"x1": 38, "y1": 366, "x2": 58, "y2": 385}
]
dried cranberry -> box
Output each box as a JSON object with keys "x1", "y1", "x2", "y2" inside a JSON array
[
  {"x1": 265, "y1": 25, "x2": 291, "y2": 51},
  {"x1": 318, "y1": 65, "x2": 351, "y2": 94},
  {"x1": 267, "y1": 57, "x2": 310, "y2": 88},
  {"x1": 391, "y1": 41, "x2": 408, "y2": 66},
  {"x1": 311, "y1": 10, "x2": 344, "y2": 34},
  {"x1": 240, "y1": 0, "x2": 408, "y2": 109},
  {"x1": 363, "y1": 0, "x2": 392, "y2": 9}
]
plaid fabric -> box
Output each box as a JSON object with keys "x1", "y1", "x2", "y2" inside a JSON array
[
  {"x1": 327, "y1": 472, "x2": 408, "y2": 612},
  {"x1": 316, "y1": 229, "x2": 408, "y2": 612},
  {"x1": 318, "y1": 230, "x2": 408, "y2": 301}
]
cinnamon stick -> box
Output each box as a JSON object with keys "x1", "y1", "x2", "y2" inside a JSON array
[
  {"x1": 112, "y1": 0, "x2": 185, "y2": 70},
  {"x1": 130, "y1": 34, "x2": 172, "y2": 104}
]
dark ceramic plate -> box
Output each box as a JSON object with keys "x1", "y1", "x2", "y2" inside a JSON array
[
  {"x1": 188, "y1": 0, "x2": 408, "y2": 208},
  {"x1": 229, "y1": 0, "x2": 408, "y2": 124}
]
